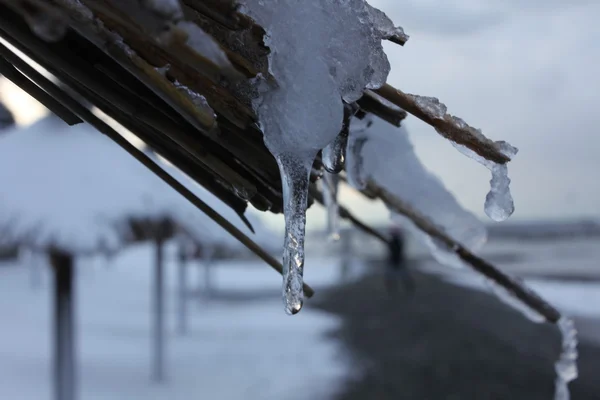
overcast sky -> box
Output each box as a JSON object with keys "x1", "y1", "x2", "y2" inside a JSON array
[
  {"x1": 287, "y1": 0, "x2": 600, "y2": 231},
  {"x1": 359, "y1": 0, "x2": 600, "y2": 223},
  {"x1": 2, "y1": 1, "x2": 599, "y2": 231}
]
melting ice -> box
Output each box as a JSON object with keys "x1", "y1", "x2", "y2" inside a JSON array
[
  {"x1": 240, "y1": 0, "x2": 400, "y2": 314},
  {"x1": 452, "y1": 140, "x2": 518, "y2": 222}
]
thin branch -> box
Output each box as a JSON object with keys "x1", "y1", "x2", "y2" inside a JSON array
[
  {"x1": 357, "y1": 91, "x2": 407, "y2": 127},
  {"x1": 0, "y1": 45, "x2": 315, "y2": 298},
  {"x1": 366, "y1": 179, "x2": 561, "y2": 323},
  {"x1": 374, "y1": 84, "x2": 511, "y2": 164}
]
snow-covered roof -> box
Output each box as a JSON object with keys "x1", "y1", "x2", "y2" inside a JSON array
[{"x1": 0, "y1": 116, "x2": 274, "y2": 255}]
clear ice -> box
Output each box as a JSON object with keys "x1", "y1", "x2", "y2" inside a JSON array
[
  {"x1": 451, "y1": 141, "x2": 518, "y2": 222},
  {"x1": 277, "y1": 154, "x2": 311, "y2": 315},
  {"x1": 322, "y1": 105, "x2": 356, "y2": 174},
  {"x1": 554, "y1": 317, "x2": 579, "y2": 400},
  {"x1": 322, "y1": 172, "x2": 341, "y2": 241},
  {"x1": 240, "y1": 0, "x2": 397, "y2": 314}
]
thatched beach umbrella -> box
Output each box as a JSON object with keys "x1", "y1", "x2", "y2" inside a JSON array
[{"x1": 0, "y1": 114, "x2": 271, "y2": 399}]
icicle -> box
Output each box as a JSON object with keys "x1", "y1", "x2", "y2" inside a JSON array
[
  {"x1": 276, "y1": 154, "x2": 312, "y2": 315},
  {"x1": 346, "y1": 135, "x2": 368, "y2": 190},
  {"x1": 554, "y1": 317, "x2": 578, "y2": 400},
  {"x1": 451, "y1": 141, "x2": 518, "y2": 222},
  {"x1": 322, "y1": 104, "x2": 358, "y2": 173},
  {"x1": 322, "y1": 135, "x2": 346, "y2": 174},
  {"x1": 322, "y1": 172, "x2": 340, "y2": 241},
  {"x1": 239, "y1": 0, "x2": 397, "y2": 314}
]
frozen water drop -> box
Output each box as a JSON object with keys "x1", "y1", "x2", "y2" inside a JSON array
[
  {"x1": 276, "y1": 154, "x2": 310, "y2": 315},
  {"x1": 485, "y1": 164, "x2": 514, "y2": 222},
  {"x1": 322, "y1": 104, "x2": 357, "y2": 174},
  {"x1": 451, "y1": 141, "x2": 518, "y2": 222},
  {"x1": 322, "y1": 137, "x2": 345, "y2": 174},
  {"x1": 322, "y1": 172, "x2": 340, "y2": 241},
  {"x1": 554, "y1": 317, "x2": 578, "y2": 400}
]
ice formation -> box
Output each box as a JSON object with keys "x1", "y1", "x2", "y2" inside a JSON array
[
  {"x1": 240, "y1": 0, "x2": 402, "y2": 314},
  {"x1": 403, "y1": 93, "x2": 518, "y2": 222},
  {"x1": 348, "y1": 116, "x2": 487, "y2": 253},
  {"x1": 554, "y1": 317, "x2": 579, "y2": 400},
  {"x1": 452, "y1": 141, "x2": 518, "y2": 222},
  {"x1": 322, "y1": 104, "x2": 357, "y2": 174},
  {"x1": 322, "y1": 172, "x2": 341, "y2": 241}
]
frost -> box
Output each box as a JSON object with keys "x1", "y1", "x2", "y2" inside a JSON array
[
  {"x1": 277, "y1": 154, "x2": 311, "y2": 315},
  {"x1": 408, "y1": 94, "x2": 447, "y2": 120},
  {"x1": 554, "y1": 317, "x2": 578, "y2": 400},
  {"x1": 154, "y1": 64, "x2": 170, "y2": 76},
  {"x1": 322, "y1": 172, "x2": 341, "y2": 241},
  {"x1": 451, "y1": 141, "x2": 518, "y2": 222},
  {"x1": 350, "y1": 116, "x2": 487, "y2": 252},
  {"x1": 365, "y1": 5, "x2": 409, "y2": 43},
  {"x1": 240, "y1": 0, "x2": 396, "y2": 314}
]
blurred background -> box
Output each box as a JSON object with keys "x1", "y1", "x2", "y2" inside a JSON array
[{"x1": 1, "y1": 0, "x2": 600, "y2": 399}]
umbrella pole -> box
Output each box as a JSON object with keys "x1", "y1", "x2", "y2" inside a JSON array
[
  {"x1": 176, "y1": 245, "x2": 188, "y2": 335},
  {"x1": 151, "y1": 237, "x2": 166, "y2": 382},
  {"x1": 50, "y1": 250, "x2": 77, "y2": 400}
]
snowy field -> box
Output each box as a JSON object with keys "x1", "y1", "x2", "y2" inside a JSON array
[
  {"x1": 2, "y1": 236, "x2": 600, "y2": 399},
  {"x1": 0, "y1": 244, "x2": 358, "y2": 400}
]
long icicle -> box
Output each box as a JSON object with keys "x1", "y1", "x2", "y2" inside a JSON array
[{"x1": 276, "y1": 154, "x2": 312, "y2": 315}]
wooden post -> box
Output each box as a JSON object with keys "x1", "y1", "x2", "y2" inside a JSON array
[
  {"x1": 176, "y1": 244, "x2": 188, "y2": 335},
  {"x1": 49, "y1": 250, "x2": 76, "y2": 400},
  {"x1": 151, "y1": 236, "x2": 166, "y2": 382}
]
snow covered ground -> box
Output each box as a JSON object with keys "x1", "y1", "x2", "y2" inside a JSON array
[{"x1": 0, "y1": 244, "x2": 355, "y2": 400}]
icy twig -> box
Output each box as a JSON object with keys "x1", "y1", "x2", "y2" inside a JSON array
[
  {"x1": 0, "y1": 44, "x2": 315, "y2": 298},
  {"x1": 365, "y1": 179, "x2": 561, "y2": 323},
  {"x1": 374, "y1": 84, "x2": 511, "y2": 165},
  {"x1": 357, "y1": 91, "x2": 407, "y2": 127}
]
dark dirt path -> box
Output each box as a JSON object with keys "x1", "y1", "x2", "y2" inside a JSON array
[{"x1": 314, "y1": 267, "x2": 600, "y2": 400}]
